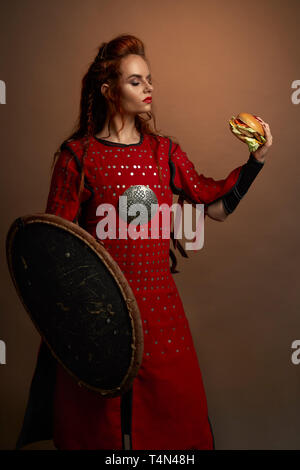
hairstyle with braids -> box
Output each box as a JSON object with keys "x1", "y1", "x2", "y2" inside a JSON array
[{"x1": 51, "y1": 34, "x2": 178, "y2": 216}]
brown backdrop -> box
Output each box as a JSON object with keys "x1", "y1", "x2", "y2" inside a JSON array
[{"x1": 1, "y1": 0, "x2": 299, "y2": 450}]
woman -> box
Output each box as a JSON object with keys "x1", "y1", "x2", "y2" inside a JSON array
[{"x1": 17, "y1": 34, "x2": 272, "y2": 450}]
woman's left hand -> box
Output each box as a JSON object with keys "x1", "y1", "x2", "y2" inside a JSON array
[{"x1": 251, "y1": 116, "x2": 273, "y2": 163}]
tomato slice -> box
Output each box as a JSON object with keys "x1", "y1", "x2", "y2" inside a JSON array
[{"x1": 235, "y1": 119, "x2": 247, "y2": 127}]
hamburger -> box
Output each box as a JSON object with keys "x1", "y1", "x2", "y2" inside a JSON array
[{"x1": 229, "y1": 112, "x2": 266, "y2": 153}]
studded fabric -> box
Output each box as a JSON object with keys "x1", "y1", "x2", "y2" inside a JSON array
[
  {"x1": 169, "y1": 141, "x2": 243, "y2": 207},
  {"x1": 44, "y1": 133, "x2": 224, "y2": 450}
]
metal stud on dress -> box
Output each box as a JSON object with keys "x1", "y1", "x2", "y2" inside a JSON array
[{"x1": 118, "y1": 185, "x2": 158, "y2": 224}]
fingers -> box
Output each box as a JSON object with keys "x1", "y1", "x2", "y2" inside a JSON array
[
  {"x1": 254, "y1": 115, "x2": 273, "y2": 144},
  {"x1": 255, "y1": 116, "x2": 270, "y2": 132},
  {"x1": 255, "y1": 116, "x2": 268, "y2": 127}
]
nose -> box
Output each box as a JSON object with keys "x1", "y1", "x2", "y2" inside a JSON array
[{"x1": 144, "y1": 81, "x2": 153, "y2": 93}]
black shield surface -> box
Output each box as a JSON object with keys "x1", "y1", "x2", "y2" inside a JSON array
[{"x1": 6, "y1": 214, "x2": 144, "y2": 397}]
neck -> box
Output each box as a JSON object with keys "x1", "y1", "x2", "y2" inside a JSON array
[{"x1": 95, "y1": 113, "x2": 140, "y2": 143}]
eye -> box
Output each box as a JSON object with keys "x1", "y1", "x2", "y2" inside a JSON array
[{"x1": 131, "y1": 82, "x2": 139, "y2": 86}]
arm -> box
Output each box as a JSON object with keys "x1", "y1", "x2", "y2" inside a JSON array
[
  {"x1": 168, "y1": 139, "x2": 264, "y2": 221},
  {"x1": 205, "y1": 154, "x2": 265, "y2": 222},
  {"x1": 168, "y1": 116, "x2": 272, "y2": 223},
  {"x1": 206, "y1": 114, "x2": 273, "y2": 221},
  {"x1": 46, "y1": 143, "x2": 93, "y2": 223},
  {"x1": 206, "y1": 199, "x2": 228, "y2": 222}
]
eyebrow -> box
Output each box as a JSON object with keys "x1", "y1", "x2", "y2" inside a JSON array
[{"x1": 127, "y1": 74, "x2": 152, "y2": 80}]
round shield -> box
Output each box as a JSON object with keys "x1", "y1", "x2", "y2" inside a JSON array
[{"x1": 6, "y1": 213, "x2": 144, "y2": 398}]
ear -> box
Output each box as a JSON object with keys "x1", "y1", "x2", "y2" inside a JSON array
[{"x1": 101, "y1": 83, "x2": 109, "y2": 97}]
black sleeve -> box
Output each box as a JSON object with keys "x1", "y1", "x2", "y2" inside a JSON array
[{"x1": 221, "y1": 153, "x2": 265, "y2": 215}]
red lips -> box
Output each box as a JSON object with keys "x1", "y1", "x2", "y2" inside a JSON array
[{"x1": 143, "y1": 97, "x2": 152, "y2": 103}]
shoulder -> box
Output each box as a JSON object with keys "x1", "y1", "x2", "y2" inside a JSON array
[
  {"x1": 147, "y1": 133, "x2": 178, "y2": 153},
  {"x1": 60, "y1": 137, "x2": 86, "y2": 156},
  {"x1": 58, "y1": 137, "x2": 94, "y2": 170}
]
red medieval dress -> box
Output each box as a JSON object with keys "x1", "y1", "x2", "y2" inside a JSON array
[{"x1": 16, "y1": 132, "x2": 249, "y2": 450}]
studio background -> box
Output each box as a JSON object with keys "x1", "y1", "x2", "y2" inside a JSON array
[{"x1": 0, "y1": 0, "x2": 299, "y2": 450}]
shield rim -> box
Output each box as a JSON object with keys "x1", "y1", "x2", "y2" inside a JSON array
[{"x1": 6, "y1": 212, "x2": 144, "y2": 398}]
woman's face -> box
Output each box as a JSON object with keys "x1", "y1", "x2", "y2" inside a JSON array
[{"x1": 117, "y1": 54, "x2": 154, "y2": 115}]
